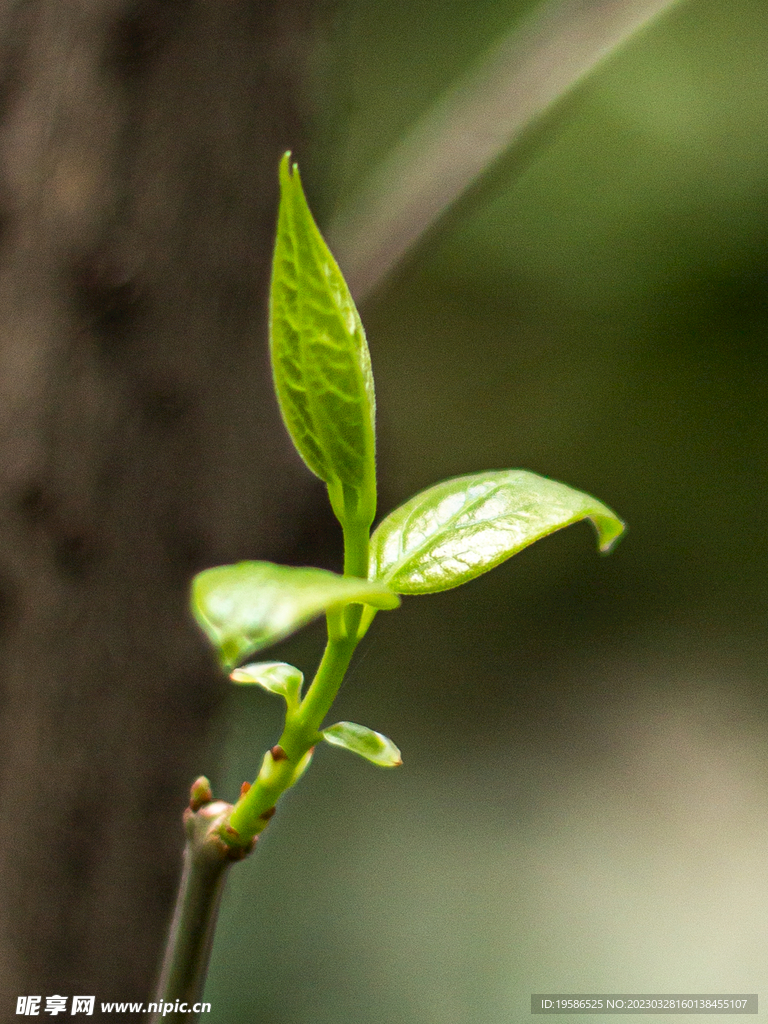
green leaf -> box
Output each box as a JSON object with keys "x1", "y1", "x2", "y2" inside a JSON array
[
  {"x1": 322, "y1": 721, "x2": 403, "y2": 767},
  {"x1": 192, "y1": 562, "x2": 400, "y2": 669},
  {"x1": 270, "y1": 153, "x2": 377, "y2": 528},
  {"x1": 369, "y1": 469, "x2": 624, "y2": 595},
  {"x1": 230, "y1": 661, "x2": 304, "y2": 705}
]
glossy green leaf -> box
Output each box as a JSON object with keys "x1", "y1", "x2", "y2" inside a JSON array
[
  {"x1": 270, "y1": 153, "x2": 377, "y2": 527},
  {"x1": 192, "y1": 562, "x2": 400, "y2": 669},
  {"x1": 369, "y1": 469, "x2": 624, "y2": 594},
  {"x1": 322, "y1": 721, "x2": 403, "y2": 767},
  {"x1": 230, "y1": 661, "x2": 304, "y2": 705}
]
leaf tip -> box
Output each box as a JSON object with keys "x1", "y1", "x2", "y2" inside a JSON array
[
  {"x1": 279, "y1": 149, "x2": 293, "y2": 175},
  {"x1": 279, "y1": 149, "x2": 302, "y2": 196},
  {"x1": 595, "y1": 514, "x2": 626, "y2": 554}
]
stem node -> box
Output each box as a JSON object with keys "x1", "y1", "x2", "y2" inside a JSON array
[{"x1": 152, "y1": 791, "x2": 256, "y2": 1021}]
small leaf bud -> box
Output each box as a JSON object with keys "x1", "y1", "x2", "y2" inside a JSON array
[{"x1": 189, "y1": 775, "x2": 213, "y2": 811}]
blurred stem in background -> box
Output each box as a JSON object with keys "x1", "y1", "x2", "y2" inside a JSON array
[{"x1": 328, "y1": 0, "x2": 686, "y2": 300}]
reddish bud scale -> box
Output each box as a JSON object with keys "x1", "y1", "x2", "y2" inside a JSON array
[
  {"x1": 240, "y1": 781, "x2": 251, "y2": 797},
  {"x1": 270, "y1": 745, "x2": 288, "y2": 761}
]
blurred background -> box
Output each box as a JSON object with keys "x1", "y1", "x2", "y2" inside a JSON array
[{"x1": 204, "y1": 0, "x2": 768, "y2": 1019}]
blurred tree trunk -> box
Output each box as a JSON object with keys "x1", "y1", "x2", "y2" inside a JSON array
[{"x1": 0, "y1": 0, "x2": 324, "y2": 1013}]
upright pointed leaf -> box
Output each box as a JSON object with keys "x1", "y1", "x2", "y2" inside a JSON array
[
  {"x1": 369, "y1": 470, "x2": 624, "y2": 594},
  {"x1": 322, "y1": 721, "x2": 402, "y2": 767},
  {"x1": 270, "y1": 153, "x2": 377, "y2": 527},
  {"x1": 192, "y1": 561, "x2": 399, "y2": 669}
]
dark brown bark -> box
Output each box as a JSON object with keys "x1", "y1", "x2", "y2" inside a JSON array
[{"x1": 0, "y1": 0, "x2": 323, "y2": 1015}]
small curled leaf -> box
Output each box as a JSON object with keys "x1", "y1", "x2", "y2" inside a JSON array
[
  {"x1": 192, "y1": 561, "x2": 400, "y2": 669},
  {"x1": 369, "y1": 469, "x2": 624, "y2": 595},
  {"x1": 230, "y1": 661, "x2": 304, "y2": 706},
  {"x1": 322, "y1": 721, "x2": 403, "y2": 767}
]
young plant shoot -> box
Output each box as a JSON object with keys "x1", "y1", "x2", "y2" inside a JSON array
[{"x1": 153, "y1": 153, "x2": 624, "y2": 1017}]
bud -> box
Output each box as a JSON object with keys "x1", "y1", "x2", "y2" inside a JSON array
[{"x1": 189, "y1": 775, "x2": 213, "y2": 811}]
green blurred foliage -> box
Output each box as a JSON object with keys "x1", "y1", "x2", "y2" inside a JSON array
[{"x1": 203, "y1": 0, "x2": 768, "y2": 1020}]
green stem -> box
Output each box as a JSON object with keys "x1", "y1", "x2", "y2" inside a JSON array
[
  {"x1": 296, "y1": 632, "x2": 358, "y2": 734},
  {"x1": 227, "y1": 631, "x2": 359, "y2": 843},
  {"x1": 225, "y1": 498, "x2": 372, "y2": 846},
  {"x1": 341, "y1": 511, "x2": 370, "y2": 638},
  {"x1": 151, "y1": 792, "x2": 253, "y2": 1022},
  {"x1": 342, "y1": 515, "x2": 369, "y2": 579}
]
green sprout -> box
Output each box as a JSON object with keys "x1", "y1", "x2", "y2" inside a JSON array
[{"x1": 151, "y1": 153, "x2": 624, "y2": 1020}]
